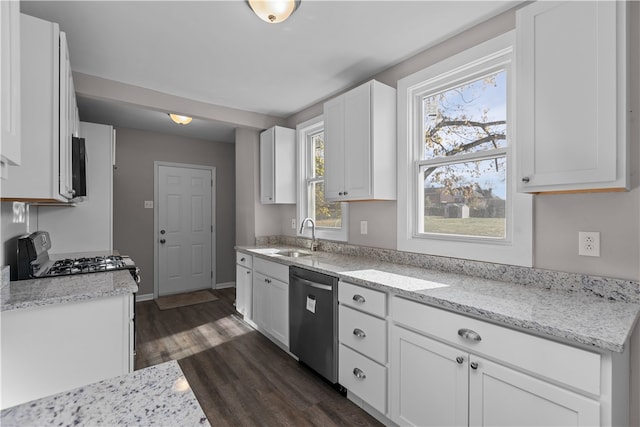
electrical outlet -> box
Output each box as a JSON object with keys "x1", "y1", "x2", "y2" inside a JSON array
[
  {"x1": 144, "y1": 201, "x2": 154, "y2": 209},
  {"x1": 578, "y1": 231, "x2": 600, "y2": 257},
  {"x1": 291, "y1": 218, "x2": 296, "y2": 229},
  {"x1": 360, "y1": 220, "x2": 368, "y2": 235}
]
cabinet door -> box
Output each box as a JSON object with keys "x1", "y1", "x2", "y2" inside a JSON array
[
  {"x1": 260, "y1": 128, "x2": 275, "y2": 203},
  {"x1": 344, "y1": 82, "x2": 371, "y2": 199},
  {"x1": 516, "y1": 1, "x2": 626, "y2": 192},
  {"x1": 58, "y1": 31, "x2": 74, "y2": 199},
  {"x1": 1, "y1": 0, "x2": 21, "y2": 168},
  {"x1": 469, "y1": 356, "x2": 600, "y2": 426},
  {"x1": 390, "y1": 325, "x2": 468, "y2": 426},
  {"x1": 268, "y1": 277, "x2": 289, "y2": 348},
  {"x1": 252, "y1": 272, "x2": 270, "y2": 331},
  {"x1": 324, "y1": 95, "x2": 346, "y2": 200},
  {"x1": 236, "y1": 264, "x2": 252, "y2": 319}
]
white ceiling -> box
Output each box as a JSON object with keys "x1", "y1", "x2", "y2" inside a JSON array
[{"x1": 21, "y1": 0, "x2": 519, "y2": 143}]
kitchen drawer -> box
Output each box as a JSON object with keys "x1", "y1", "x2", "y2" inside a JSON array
[
  {"x1": 391, "y1": 296, "x2": 601, "y2": 396},
  {"x1": 236, "y1": 252, "x2": 253, "y2": 269},
  {"x1": 338, "y1": 281, "x2": 386, "y2": 317},
  {"x1": 339, "y1": 305, "x2": 386, "y2": 364},
  {"x1": 339, "y1": 344, "x2": 386, "y2": 415},
  {"x1": 254, "y1": 258, "x2": 288, "y2": 283}
]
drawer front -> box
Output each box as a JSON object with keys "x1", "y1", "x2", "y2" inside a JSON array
[
  {"x1": 236, "y1": 252, "x2": 253, "y2": 269},
  {"x1": 339, "y1": 344, "x2": 387, "y2": 414},
  {"x1": 254, "y1": 257, "x2": 289, "y2": 283},
  {"x1": 339, "y1": 305, "x2": 387, "y2": 364},
  {"x1": 391, "y1": 296, "x2": 601, "y2": 396},
  {"x1": 338, "y1": 281, "x2": 386, "y2": 317}
]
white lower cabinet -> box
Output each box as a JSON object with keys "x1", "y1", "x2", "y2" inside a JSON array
[
  {"x1": 252, "y1": 258, "x2": 289, "y2": 349},
  {"x1": 1, "y1": 293, "x2": 134, "y2": 409},
  {"x1": 389, "y1": 296, "x2": 625, "y2": 427},
  {"x1": 235, "y1": 252, "x2": 253, "y2": 319},
  {"x1": 337, "y1": 281, "x2": 388, "y2": 416}
]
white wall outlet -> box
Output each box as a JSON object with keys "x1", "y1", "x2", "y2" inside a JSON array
[
  {"x1": 360, "y1": 220, "x2": 368, "y2": 235},
  {"x1": 578, "y1": 231, "x2": 600, "y2": 257},
  {"x1": 144, "y1": 201, "x2": 154, "y2": 209},
  {"x1": 291, "y1": 218, "x2": 296, "y2": 229}
]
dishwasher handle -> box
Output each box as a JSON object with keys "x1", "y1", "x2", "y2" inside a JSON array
[{"x1": 293, "y1": 276, "x2": 333, "y2": 292}]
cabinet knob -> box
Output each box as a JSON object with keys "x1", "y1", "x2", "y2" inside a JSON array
[
  {"x1": 240, "y1": 257, "x2": 245, "y2": 262},
  {"x1": 352, "y1": 294, "x2": 366, "y2": 304},
  {"x1": 455, "y1": 356, "x2": 464, "y2": 365},
  {"x1": 458, "y1": 328, "x2": 482, "y2": 342},
  {"x1": 353, "y1": 328, "x2": 366, "y2": 338},
  {"x1": 344, "y1": 191, "x2": 348, "y2": 195},
  {"x1": 353, "y1": 368, "x2": 366, "y2": 379},
  {"x1": 160, "y1": 239, "x2": 166, "y2": 244},
  {"x1": 522, "y1": 177, "x2": 530, "y2": 183},
  {"x1": 246, "y1": 271, "x2": 251, "y2": 275},
  {"x1": 339, "y1": 192, "x2": 344, "y2": 196},
  {"x1": 470, "y1": 361, "x2": 479, "y2": 370}
]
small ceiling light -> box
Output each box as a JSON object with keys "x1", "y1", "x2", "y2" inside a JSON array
[
  {"x1": 247, "y1": 0, "x2": 300, "y2": 24},
  {"x1": 169, "y1": 114, "x2": 193, "y2": 125}
]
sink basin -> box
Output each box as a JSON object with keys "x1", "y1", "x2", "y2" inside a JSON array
[{"x1": 276, "y1": 250, "x2": 313, "y2": 258}]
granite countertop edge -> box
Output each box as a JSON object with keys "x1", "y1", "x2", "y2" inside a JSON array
[
  {"x1": 237, "y1": 245, "x2": 640, "y2": 353},
  {"x1": 1, "y1": 270, "x2": 138, "y2": 313},
  {"x1": 0, "y1": 360, "x2": 210, "y2": 426}
]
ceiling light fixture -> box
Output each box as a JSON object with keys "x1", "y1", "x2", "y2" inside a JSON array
[
  {"x1": 168, "y1": 114, "x2": 193, "y2": 125},
  {"x1": 247, "y1": 0, "x2": 300, "y2": 24}
]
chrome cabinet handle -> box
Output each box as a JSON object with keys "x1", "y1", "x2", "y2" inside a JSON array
[
  {"x1": 522, "y1": 177, "x2": 530, "y2": 183},
  {"x1": 455, "y1": 356, "x2": 464, "y2": 365},
  {"x1": 353, "y1": 328, "x2": 366, "y2": 338},
  {"x1": 470, "y1": 361, "x2": 479, "y2": 370},
  {"x1": 458, "y1": 328, "x2": 482, "y2": 342},
  {"x1": 353, "y1": 368, "x2": 366, "y2": 379},
  {"x1": 352, "y1": 294, "x2": 365, "y2": 304}
]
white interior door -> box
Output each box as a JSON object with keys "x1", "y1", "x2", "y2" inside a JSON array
[{"x1": 158, "y1": 165, "x2": 213, "y2": 296}]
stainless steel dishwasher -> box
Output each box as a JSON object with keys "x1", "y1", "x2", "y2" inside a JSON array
[{"x1": 289, "y1": 266, "x2": 341, "y2": 388}]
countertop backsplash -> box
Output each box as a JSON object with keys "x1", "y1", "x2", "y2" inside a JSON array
[{"x1": 256, "y1": 235, "x2": 640, "y2": 305}]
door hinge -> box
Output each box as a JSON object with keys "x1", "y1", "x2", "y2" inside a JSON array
[
  {"x1": 211, "y1": 271, "x2": 213, "y2": 278},
  {"x1": 211, "y1": 225, "x2": 213, "y2": 232}
]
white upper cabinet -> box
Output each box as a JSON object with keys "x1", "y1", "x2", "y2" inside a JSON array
[
  {"x1": 516, "y1": 1, "x2": 628, "y2": 193},
  {"x1": 260, "y1": 126, "x2": 296, "y2": 204},
  {"x1": 1, "y1": 14, "x2": 79, "y2": 202},
  {"x1": 1, "y1": 0, "x2": 21, "y2": 173},
  {"x1": 324, "y1": 80, "x2": 396, "y2": 202}
]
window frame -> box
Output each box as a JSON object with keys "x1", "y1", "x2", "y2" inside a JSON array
[
  {"x1": 296, "y1": 115, "x2": 348, "y2": 242},
  {"x1": 397, "y1": 31, "x2": 533, "y2": 266}
]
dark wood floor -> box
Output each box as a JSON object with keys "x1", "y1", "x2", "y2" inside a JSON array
[{"x1": 136, "y1": 288, "x2": 383, "y2": 426}]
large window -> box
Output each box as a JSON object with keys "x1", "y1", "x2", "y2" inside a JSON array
[
  {"x1": 297, "y1": 117, "x2": 348, "y2": 241},
  {"x1": 397, "y1": 31, "x2": 532, "y2": 266}
]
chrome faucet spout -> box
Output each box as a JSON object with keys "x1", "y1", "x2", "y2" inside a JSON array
[{"x1": 299, "y1": 217, "x2": 318, "y2": 251}]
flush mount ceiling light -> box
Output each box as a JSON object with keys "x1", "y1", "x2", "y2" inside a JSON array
[
  {"x1": 247, "y1": 0, "x2": 300, "y2": 24},
  {"x1": 168, "y1": 113, "x2": 193, "y2": 125}
]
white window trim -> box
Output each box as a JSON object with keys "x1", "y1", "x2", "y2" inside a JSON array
[
  {"x1": 296, "y1": 115, "x2": 349, "y2": 242},
  {"x1": 397, "y1": 31, "x2": 533, "y2": 267}
]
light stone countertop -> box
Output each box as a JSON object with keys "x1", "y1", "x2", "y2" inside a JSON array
[
  {"x1": 239, "y1": 246, "x2": 640, "y2": 353},
  {"x1": 0, "y1": 360, "x2": 210, "y2": 426},
  {"x1": 1, "y1": 269, "x2": 138, "y2": 312}
]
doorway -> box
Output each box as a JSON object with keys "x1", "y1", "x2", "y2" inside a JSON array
[{"x1": 154, "y1": 162, "x2": 216, "y2": 297}]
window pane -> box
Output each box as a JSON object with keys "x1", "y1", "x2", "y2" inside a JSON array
[
  {"x1": 423, "y1": 70, "x2": 506, "y2": 159},
  {"x1": 420, "y1": 157, "x2": 506, "y2": 238},
  {"x1": 311, "y1": 181, "x2": 342, "y2": 229},
  {"x1": 312, "y1": 132, "x2": 324, "y2": 179}
]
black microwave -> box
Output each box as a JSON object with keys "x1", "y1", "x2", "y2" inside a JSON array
[{"x1": 72, "y1": 136, "x2": 87, "y2": 197}]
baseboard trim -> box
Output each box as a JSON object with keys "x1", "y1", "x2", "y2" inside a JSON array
[
  {"x1": 216, "y1": 281, "x2": 235, "y2": 289},
  {"x1": 136, "y1": 293, "x2": 154, "y2": 302}
]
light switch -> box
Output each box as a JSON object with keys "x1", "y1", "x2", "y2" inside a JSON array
[
  {"x1": 360, "y1": 220, "x2": 368, "y2": 235},
  {"x1": 144, "y1": 201, "x2": 154, "y2": 209}
]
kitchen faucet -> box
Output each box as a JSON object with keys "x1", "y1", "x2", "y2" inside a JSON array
[{"x1": 299, "y1": 218, "x2": 318, "y2": 251}]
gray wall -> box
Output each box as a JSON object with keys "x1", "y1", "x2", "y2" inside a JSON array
[{"x1": 113, "y1": 128, "x2": 235, "y2": 296}]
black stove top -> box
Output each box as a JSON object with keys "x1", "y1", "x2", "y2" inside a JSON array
[{"x1": 15, "y1": 231, "x2": 138, "y2": 281}]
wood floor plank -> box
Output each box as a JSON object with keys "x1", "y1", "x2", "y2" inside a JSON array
[{"x1": 135, "y1": 288, "x2": 383, "y2": 426}]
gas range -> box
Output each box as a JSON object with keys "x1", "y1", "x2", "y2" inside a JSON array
[{"x1": 14, "y1": 231, "x2": 139, "y2": 282}]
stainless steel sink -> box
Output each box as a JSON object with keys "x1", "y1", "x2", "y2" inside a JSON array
[{"x1": 276, "y1": 250, "x2": 313, "y2": 258}]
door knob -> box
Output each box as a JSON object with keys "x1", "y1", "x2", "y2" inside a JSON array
[{"x1": 160, "y1": 239, "x2": 166, "y2": 244}]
